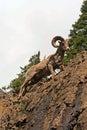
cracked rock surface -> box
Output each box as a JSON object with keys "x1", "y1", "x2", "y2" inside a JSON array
[{"x1": 0, "y1": 51, "x2": 87, "y2": 130}]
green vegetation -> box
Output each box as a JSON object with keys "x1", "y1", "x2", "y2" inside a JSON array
[
  {"x1": 64, "y1": 0, "x2": 87, "y2": 64},
  {"x1": 2, "y1": 1, "x2": 87, "y2": 93},
  {"x1": 3, "y1": 51, "x2": 41, "y2": 93}
]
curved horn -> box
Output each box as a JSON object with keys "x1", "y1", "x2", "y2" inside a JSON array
[{"x1": 51, "y1": 36, "x2": 65, "y2": 48}]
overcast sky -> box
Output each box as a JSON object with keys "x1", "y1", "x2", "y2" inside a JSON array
[{"x1": 0, "y1": 0, "x2": 83, "y2": 87}]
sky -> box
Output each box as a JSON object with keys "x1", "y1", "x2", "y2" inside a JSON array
[{"x1": 0, "y1": 0, "x2": 83, "y2": 87}]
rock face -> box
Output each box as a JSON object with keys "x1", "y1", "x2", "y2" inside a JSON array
[{"x1": 0, "y1": 51, "x2": 87, "y2": 130}]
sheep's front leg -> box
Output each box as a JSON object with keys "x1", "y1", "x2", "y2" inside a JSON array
[{"x1": 48, "y1": 63, "x2": 55, "y2": 80}]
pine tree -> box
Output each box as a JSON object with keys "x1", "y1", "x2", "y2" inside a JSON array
[{"x1": 64, "y1": 0, "x2": 87, "y2": 64}]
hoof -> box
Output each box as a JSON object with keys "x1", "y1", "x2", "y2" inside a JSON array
[{"x1": 18, "y1": 94, "x2": 22, "y2": 100}]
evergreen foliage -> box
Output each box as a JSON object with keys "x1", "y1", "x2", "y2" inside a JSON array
[
  {"x1": 64, "y1": 0, "x2": 87, "y2": 64},
  {"x1": 2, "y1": 1, "x2": 87, "y2": 92}
]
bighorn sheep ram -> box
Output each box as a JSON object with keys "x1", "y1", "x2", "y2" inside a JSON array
[{"x1": 18, "y1": 36, "x2": 70, "y2": 98}]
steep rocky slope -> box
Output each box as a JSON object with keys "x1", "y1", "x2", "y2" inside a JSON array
[{"x1": 0, "y1": 51, "x2": 87, "y2": 130}]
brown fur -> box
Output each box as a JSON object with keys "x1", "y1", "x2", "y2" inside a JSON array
[{"x1": 18, "y1": 36, "x2": 70, "y2": 98}]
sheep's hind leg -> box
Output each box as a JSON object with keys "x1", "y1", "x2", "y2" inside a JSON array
[{"x1": 18, "y1": 78, "x2": 29, "y2": 99}]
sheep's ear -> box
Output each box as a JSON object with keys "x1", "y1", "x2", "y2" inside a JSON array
[{"x1": 56, "y1": 40, "x2": 60, "y2": 46}]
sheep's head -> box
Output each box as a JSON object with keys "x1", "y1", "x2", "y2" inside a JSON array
[{"x1": 51, "y1": 36, "x2": 70, "y2": 51}]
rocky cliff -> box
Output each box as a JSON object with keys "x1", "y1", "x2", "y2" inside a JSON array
[{"x1": 0, "y1": 51, "x2": 87, "y2": 130}]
